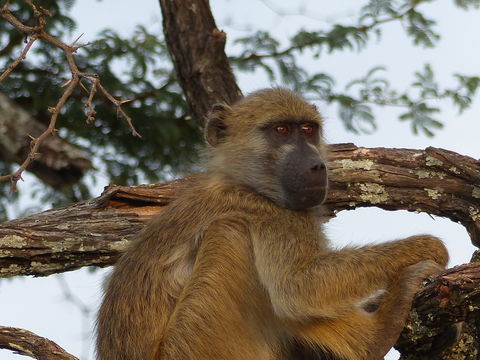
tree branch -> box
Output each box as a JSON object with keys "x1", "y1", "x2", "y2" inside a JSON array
[
  {"x1": 1, "y1": 143, "x2": 479, "y2": 278},
  {"x1": 235, "y1": 3, "x2": 421, "y2": 62},
  {"x1": 397, "y1": 262, "x2": 480, "y2": 359},
  {"x1": 0, "y1": 326, "x2": 79, "y2": 360}
]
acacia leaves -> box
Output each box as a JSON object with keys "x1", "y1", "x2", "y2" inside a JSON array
[{"x1": 230, "y1": 0, "x2": 480, "y2": 136}]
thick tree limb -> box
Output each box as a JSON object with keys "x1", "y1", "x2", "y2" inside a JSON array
[
  {"x1": 396, "y1": 262, "x2": 480, "y2": 359},
  {"x1": 158, "y1": 0, "x2": 243, "y2": 126},
  {"x1": 0, "y1": 326, "x2": 79, "y2": 360},
  {"x1": 1, "y1": 143, "x2": 479, "y2": 278},
  {"x1": 0, "y1": 93, "x2": 92, "y2": 188}
]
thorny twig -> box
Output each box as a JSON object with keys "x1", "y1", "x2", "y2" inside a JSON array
[
  {"x1": 0, "y1": 34, "x2": 37, "y2": 82},
  {"x1": 0, "y1": 1, "x2": 140, "y2": 190}
]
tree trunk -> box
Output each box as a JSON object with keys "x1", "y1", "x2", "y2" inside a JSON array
[{"x1": 158, "y1": 0, "x2": 243, "y2": 127}]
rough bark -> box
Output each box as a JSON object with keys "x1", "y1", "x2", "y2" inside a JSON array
[
  {"x1": 0, "y1": 326, "x2": 79, "y2": 360},
  {"x1": 158, "y1": 0, "x2": 243, "y2": 127},
  {"x1": 0, "y1": 93, "x2": 92, "y2": 188},
  {"x1": 1, "y1": 143, "x2": 479, "y2": 278},
  {"x1": 397, "y1": 262, "x2": 480, "y2": 359}
]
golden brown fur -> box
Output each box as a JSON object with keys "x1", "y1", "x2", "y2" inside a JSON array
[{"x1": 96, "y1": 88, "x2": 448, "y2": 360}]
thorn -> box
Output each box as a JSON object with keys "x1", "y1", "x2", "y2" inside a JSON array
[
  {"x1": 61, "y1": 79, "x2": 72, "y2": 88},
  {"x1": 71, "y1": 33, "x2": 84, "y2": 46},
  {"x1": 48, "y1": 106, "x2": 57, "y2": 113},
  {"x1": 132, "y1": 130, "x2": 142, "y2": 138},
  {"x1": 39, "y1": 7, "x2": 52, "y2": 17},
  {"x1": 79, "y1": 81, "x2": 89, "y2": 94},
  {"x1": 119, "y1": 98, "x2": 135, "y2": 105}
]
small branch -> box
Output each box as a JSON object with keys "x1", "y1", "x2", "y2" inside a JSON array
[
  {"x1": 0, "y1": 93, "x2": 92, "y2": 188},
  {"x1": 237, "y1": 5, "x2": 416, "y2": 62},
  {"x1": 96, "y1": 81, "x2": 140, "y2": 137},
  {"x1": 0, "y1": 34, "x2": 38, "y2": 83},
  {"x1": 0, "y1": 326, "x2": 79, "y2": 360},
  {"x1": 0, "y1": 75, "x2": 80, "y2": 190},
  {"x1": 84, "y1": 77, "x2": 98, "y2": 124}
]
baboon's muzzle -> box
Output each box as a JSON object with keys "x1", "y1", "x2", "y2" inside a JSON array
[{"x1": 278, "y1": 147, "x2": 328, "y2": 210}]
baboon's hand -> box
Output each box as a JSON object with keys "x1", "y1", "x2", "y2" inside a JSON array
[
  {"x1": 369, "y1": 260, "x2": 446, "y2": 360},
  {"x1": 403, "y1": 260, "x2": 445, "y2": 295}
]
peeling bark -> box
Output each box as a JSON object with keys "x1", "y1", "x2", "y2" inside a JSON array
[{"x1": 0, "y1": 93, "x2": 92, "y2": 188}]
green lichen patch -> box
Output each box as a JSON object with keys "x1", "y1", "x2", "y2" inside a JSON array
[
  {"x1": 449, "y1": 166, "x2": 461, "y2": 174},
  {"x1": 426, "y1": 156, "x2": 444, "y2": 167},
  {"x1": 108, "y1": 239, "x2": 130, "y2": 251},
  {"x1": 424, "y1": 188, "x2": 442, "y2": 200},
  {"x1": 358, "y1": 183, "x2": 389, "y2": 204},
  {"x1": 469, "y1": 207, "x2": 480, "y2": 222},
  {"x1": 413, "y1": 169, "x2": 446, "y2": 179},
  {"x1": 472, "y1": 186, "x2": 480, "y2": 199},
  {"x1": 8, "y1": 343, "x2": 34, "y2": 356},
  {"x1": 0, "y1": 234, "x2": 27, "y2": 248},
  {"x1": 0, "y1": 263, "x2": 22, "y2": 276},
  {"x1": 340, "y1": 159, "x2": 375, "y2": 170}
]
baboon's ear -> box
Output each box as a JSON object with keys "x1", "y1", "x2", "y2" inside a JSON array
[{"x1": 204, "y1": 103, "x2": 231, "y2": 147}]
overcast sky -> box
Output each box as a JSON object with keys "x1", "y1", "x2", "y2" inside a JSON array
[{"x1": 2, "y1": 1, "x2": 480, "y2": 359}]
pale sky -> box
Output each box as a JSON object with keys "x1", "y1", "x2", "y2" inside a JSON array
[{"x1": 1, "y1": 1, "x2": 479, "y2": 359}]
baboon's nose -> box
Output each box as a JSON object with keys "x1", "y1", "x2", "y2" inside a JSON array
[{"x1": 310, "y1": 162, "x2": 326, "y2": 173}]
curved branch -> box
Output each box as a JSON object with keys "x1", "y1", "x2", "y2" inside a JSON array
[
  {"x1": 0, "y1": 326, "x2": 78, "y2": 360},
  {"x1": 0, "y1": 144, "x2": 479, "y2": 278},
  {"x1": 234, "y1": 4, "x2": 420, "y2": 62}
]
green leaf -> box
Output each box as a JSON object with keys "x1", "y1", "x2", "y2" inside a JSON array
[
  {"x1": 454, "y1": 0, "x2": 480, "y2": 10},
  {"x1": 405, "y1": 9, "x2": 440, "y2": 48}
]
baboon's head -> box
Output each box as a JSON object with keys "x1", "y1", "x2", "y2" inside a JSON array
[{"x1": 205, "y1": 88, "x2": 328, "y2": 210}]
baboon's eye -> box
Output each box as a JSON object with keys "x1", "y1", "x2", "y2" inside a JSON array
[
  {"x1": 274, "y1": 125, "x2": 290, "y2": 135},
  {"x1": 300, "y1": 124, "x2": 315, "y2": 135}
]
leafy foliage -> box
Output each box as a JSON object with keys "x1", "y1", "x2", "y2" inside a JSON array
[
  {"x1": 0, "y1": 0, "x2": 202, "y2": 214},
  {"x1": 230, "y1": 0, "x2": 480, "y2": 137}
]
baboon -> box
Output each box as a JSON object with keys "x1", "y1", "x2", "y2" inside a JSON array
[{"x1": 96, "y1": 88, "x2": 449, "y2": 360}]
